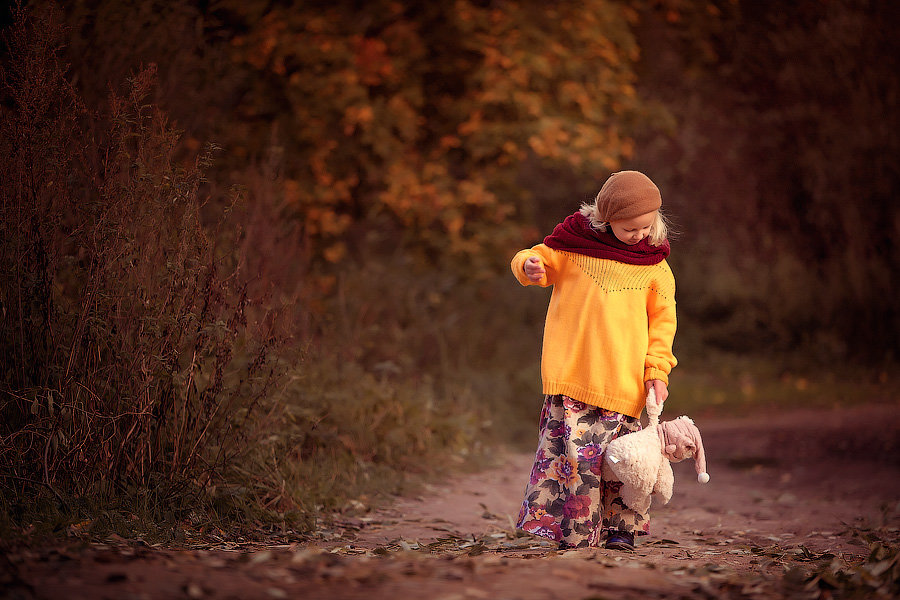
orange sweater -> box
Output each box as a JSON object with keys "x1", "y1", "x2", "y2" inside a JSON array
[{"x1": 511, "y1": 244, "x2": 677, "y2": 418}]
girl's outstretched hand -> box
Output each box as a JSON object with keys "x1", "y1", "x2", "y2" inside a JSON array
[
  {"x1": 645, "y1": 379, "x2": 669, "y2": 407},
  {"x1": 524, "y1": 257, "x2": 546, "y2": 282}
]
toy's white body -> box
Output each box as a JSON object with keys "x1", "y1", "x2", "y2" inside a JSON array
[
  {"x1": 601, "y1": 388, "x2": 707, "y2": 514},
  {"x1": 601, "y1": 389, "x2": 674, "y2": 513}
]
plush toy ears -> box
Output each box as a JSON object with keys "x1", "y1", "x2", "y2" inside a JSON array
[{"x1": 691, "y1": 420, "x2": 709, "y2": 484}]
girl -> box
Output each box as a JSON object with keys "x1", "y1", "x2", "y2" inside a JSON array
[{"x1": 511, "y1": 170, "x2": 677, "y2": 551}]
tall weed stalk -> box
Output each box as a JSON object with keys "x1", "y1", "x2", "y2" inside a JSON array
[{"x1": 0, "y1": 4, "x2": 280, "y2": 529}]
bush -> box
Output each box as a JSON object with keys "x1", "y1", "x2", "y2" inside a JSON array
[{"x1": 0, "y1": 5, "x2": 281, "y2": 533}]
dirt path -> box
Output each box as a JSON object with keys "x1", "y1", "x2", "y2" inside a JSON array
[{"x1": 7, "y1": 403, "x2": 900, "y2": 599}]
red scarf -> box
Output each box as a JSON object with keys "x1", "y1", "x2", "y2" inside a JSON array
[{"x1": 543, "y1": 212, "x2": 670, "y2": 265}]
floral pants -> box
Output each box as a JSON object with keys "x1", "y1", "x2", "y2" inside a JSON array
[{"x1": 515, "y1": 394, "x2": 649, "y2": 548}]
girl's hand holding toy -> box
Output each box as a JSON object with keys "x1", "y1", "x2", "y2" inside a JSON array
[{"x1": 645, "y1": 379, "x2": 669, "y2": 406}]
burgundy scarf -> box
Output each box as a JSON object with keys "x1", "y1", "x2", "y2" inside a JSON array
[{"x1": 543, "y1": 212, "x2": 670, "y2": 265}]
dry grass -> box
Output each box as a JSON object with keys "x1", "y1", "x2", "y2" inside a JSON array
[{"x1": 0, "y1": 4, "x2": 284, "y2": 537}]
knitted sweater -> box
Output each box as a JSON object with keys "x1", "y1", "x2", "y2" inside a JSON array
[{"x1": 511, "y1": 243, "x2": 677, "y2": 418}]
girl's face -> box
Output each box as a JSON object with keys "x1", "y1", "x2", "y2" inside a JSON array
[{"x1": 609, "y1": 211, "x2": 656, "y2": 245}]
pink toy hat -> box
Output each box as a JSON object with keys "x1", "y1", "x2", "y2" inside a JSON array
[{"x1": 658, "y1": 416, "x2": 710, "y2": 484}]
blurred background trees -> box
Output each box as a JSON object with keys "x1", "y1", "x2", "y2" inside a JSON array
[
  {"x1": 57, "y1": 1, "x2": 649, "y2": 273},
  {"x1": 636, "y1": 0, "x2": 899, "y2": 363},
  {"x1": 36, "y1": 0, "x2": 895, "y2": 364},
  {"x1": 1, "y1": 0, "x2": 897, "y2": 534}
]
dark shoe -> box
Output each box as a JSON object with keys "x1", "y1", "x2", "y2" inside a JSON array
[{"x1": 604, "y1": 530, "x2": 635, "y2": 551}]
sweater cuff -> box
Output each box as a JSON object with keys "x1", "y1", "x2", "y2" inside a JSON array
[
  {"x1": 510, "y1": 250, "x2": 547, "y2": 287},
  {"x1": 644, "y1": 367, "x2": 669, "y2": 385}
]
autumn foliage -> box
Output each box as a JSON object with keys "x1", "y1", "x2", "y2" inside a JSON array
[{"x1": 206, "y1": 1, "x2": 646, "y2": 275}]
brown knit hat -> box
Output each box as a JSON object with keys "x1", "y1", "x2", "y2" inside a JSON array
[{"x1": 596, "y1": 171, "x2": 662, "y2": 222}]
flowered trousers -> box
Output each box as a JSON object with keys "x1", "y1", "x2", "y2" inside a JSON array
[{"x1": 515, "y1": 394, "x2": 649, "y2": 548}]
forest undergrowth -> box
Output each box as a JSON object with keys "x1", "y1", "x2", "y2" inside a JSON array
[{"x1": 0, "y1": 5, "x2": 534, "y2": 544}]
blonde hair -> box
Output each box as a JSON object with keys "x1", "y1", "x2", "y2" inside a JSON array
[{"x1": 579, "y1": 200, "x2": 669, "y2": 246}]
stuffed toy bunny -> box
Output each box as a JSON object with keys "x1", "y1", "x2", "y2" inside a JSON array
[{"x1": 601, "y1": 388, "x2": 709, "y2": 514}]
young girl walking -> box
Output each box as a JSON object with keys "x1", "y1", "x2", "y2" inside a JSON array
[{"x1": 511, "y1": 170, "x2": 677, "y2": 551}]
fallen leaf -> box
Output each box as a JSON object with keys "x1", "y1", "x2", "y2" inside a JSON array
[{"x1": 249, "y1": 551, "x2": 273, "y2": 564}]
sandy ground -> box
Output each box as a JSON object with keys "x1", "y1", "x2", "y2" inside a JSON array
[{"x1": 5, "y1": 402, "x2": 900, "y2": 599}]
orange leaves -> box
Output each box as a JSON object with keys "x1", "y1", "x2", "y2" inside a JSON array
[
  {"x1": 439, "y1": 135, "x2": 462, "y2": 150},
  {"x1": 527, "y1": 120, "x2": 570, "y2": 159},
  {"x1": 457, "y1": 110, "x2": 483, "y2": 137},
  {"x1": 377, "y1": 159, "x2": 510, "y2": 257},
  {"x1": 558, "y1": 81, "x2": 592, "y2": 117},
  {"x1": 451, "y1": 0, "x2": 640, "y2": 180},
  {"x1": 483, "y1": 45, "x2": 515, "y2": 70},
  {"x1": 284, "y1": 175, "x2": 351, "y2": 265},
  {"x1": 386, "y1": 95, "x2": 421, "y2": 142},
  {"x1": 231, "y1": 14, "x2": 286, "y2": 72},
  {"x1": 309, "y1": 164, "x2": 357, "y2": 209},
  {"x1": 223, "y1": 1, "x2": 646, "y2": 271},
  {"x1": 343, "y1": 105, "x2": 374, "y2": 136},
  {"x1": 322, "y1": 243, "x2": 347, "y2": 263},
  {"x1": 458, "y1": 179, "x2": 504, "y2": 214},
  {"x1": 304, "y1": 206, "x2": 351, "y2": 237},
  {"x1": 354, "y1": 37, "x2": 394, "y2": 86},
  {"x1": 379, "y1": 161, "x2": 443, "y2": 226}
]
